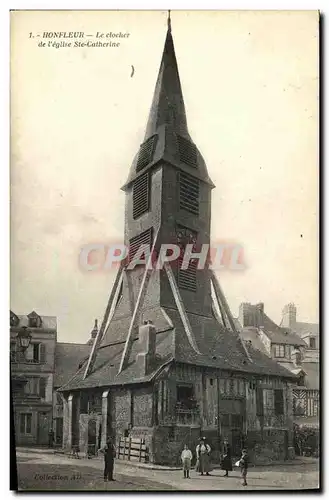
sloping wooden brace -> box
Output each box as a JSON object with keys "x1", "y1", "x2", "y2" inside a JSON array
[
  {"x1": 210, "y1": 269, "x2": 253, "y2": 363},
  {"x1": 118, "y1": 228, "x2": 160, "y2": 374},
  {"x1": 210, "y1": 280, "x2": 230, "y2": 329},
  {"x1": 163, "y1": 261, "x2": 202, "y2": 355},
  {"x1": 100, "y1": 270, "x2": 125, "y2": 343},
  {"x1": 83, "y1": 263, "x2": 125, "y2": 379}
]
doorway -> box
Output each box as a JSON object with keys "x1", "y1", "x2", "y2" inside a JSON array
[
  {"x1": 37, "y1": 411, "x2": 50, "y2": 445},
  {"x1": 55, "y1": 417, "x2": 63, "y2": 446},
  {"x1": 87, "y1": 419, "x2": 97, "y2": 456}
]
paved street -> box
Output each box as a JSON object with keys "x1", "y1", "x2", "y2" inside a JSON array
[{"x1": 15, "y1": 449, "x2": 320, "y2": 491}]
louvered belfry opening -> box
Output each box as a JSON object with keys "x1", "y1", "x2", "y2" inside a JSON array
[
  {"x1": 136, "y1": 135, "x2": 158, "y2": 172},
  {"x1": 177, "y1": 134, "x2": 197, "y2": 168},
  {"x1": 179, "y1": 171, "x2": 199, "y2": 215},
  {"x1": 177, "y1": 225, "x2": 198, "y2": 292},
  {"x1": 128, "y1": 227, "x2": 153, "y2": 264},
  {"x1": 133, "y1": 172, "x2": 150, "y2": 219}
]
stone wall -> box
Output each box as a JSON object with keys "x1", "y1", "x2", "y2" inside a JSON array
[
  {"x1": 246, "y1": 429, "x2": 290, "y2": 464},
  {"x1": 132, "y1": 387, "x2": 153, "y2": 427},
  {"x1": 152, "y1": 425, "x2": 201, "y2": 466}
]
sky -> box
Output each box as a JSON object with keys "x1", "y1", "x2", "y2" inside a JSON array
[{"x1": 10, "y1": 10, "x2": 319, "y2": 343}]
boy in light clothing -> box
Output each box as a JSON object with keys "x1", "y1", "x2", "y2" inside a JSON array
[{"x1": 181, "y1": 444, "x2": 193, "y2": 478}]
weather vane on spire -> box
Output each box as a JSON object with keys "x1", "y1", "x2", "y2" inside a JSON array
[{"x1": 168, "y1": 10, "x2": 171, "y2": 32}]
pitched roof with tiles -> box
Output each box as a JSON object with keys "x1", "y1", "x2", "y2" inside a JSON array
[
  {"x1": 262, "y1": 313, "x2": 306, "y2": 346},
  {"x1": 11, "y1": 313, "x2": 57, "y2": 331},
  {"x1": 54, "y1": 343, "x2": 91, "y2": 388},
  {"x1": 293, "y1": 322, "x2": 319, "y2": 338},
  {"x1": 59, "y1": 305, "x2": 296, "y2": 392}
]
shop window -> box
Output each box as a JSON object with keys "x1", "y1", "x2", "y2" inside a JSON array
[{"x1": 176, "y1": 385, "x2": 196, "y2": 409}]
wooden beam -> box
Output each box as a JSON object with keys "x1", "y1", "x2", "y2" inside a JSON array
[
  {"x1": 118, "y1": 228, "x2": 160, "y2": 374},
  {"x1": 163, "y1": 261, "x2": 201, "y2": 355},
  {"x1": 83, "y1": 263, "x2": 125, "y2": 379},
  {"x1": 210, "y1": 269, "x2": 253, "y2": 363}
]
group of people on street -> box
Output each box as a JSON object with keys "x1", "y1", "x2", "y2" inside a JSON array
[
  {"x1": 181, "y1": 437, "x2": 249, "y2": 486},
  {"x1": 98, "y1": 435, "x2": 249, "y2": 486}
]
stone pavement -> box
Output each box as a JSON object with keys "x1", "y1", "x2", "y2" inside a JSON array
[{"x1": 15, "y1": 448, "x2": 320, "y2": 491}]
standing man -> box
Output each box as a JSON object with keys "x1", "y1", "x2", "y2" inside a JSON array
[
  {"x1": 48, "y1": 428, "x2": 54, "y2": 448},
  {"x1": 221, "y1": 438, "x2": 233, "y2": 477},
  {"x1": 99, "y1": 438, "x2": 116, "y2": 481}
]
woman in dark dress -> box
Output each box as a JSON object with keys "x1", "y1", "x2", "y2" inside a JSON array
[{"x1": 221, "y1": 439, "x2": 233, "y2": 477}]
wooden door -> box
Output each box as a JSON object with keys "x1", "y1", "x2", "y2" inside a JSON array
[{"x1": 37, "y1": 411, "x2": 50, "y2": 445}]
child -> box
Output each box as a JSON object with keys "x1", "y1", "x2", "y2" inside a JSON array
[
  {"x1": 181, "y1": 444, "x2": 193, "y2": 478},
  {"x1": 239, "y1": 449, "x2": 249, "y2": 486}
]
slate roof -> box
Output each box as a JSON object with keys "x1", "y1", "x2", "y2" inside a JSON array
[
  {"x1": 15, "y1": 314, "x2": 57, "y2": 331},
  {"x1": 59, "y1": 306, "x2": 296, "y2": 393},
  {"x1": 262, "y1": 314, "x2": 306, "y2": 346},
  {"x1": 54, "y1": 343, "x2": 91, "y2": 389},
  {"x1": 122, "y1": 20, "x2": 214, "y2": 190},
  {"x1": 58, "y1": 330, "x2": 174, "y2": 391},
  {"x1": 293, "y1": 322, "x2": 319, "y2": 338},
  {"x1": 238, "y1": 326, "x2": 269, "y2": 355}
]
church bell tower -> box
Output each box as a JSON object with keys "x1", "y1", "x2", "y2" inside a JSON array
[{"x1": 83, "y1": 13, "x2": 249, "y2": 379}]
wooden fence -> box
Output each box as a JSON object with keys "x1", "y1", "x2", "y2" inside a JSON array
[{"x1": 117, "y1": 437, "x2": 149, "y2": 463}]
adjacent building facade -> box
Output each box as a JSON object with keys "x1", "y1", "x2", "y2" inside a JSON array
[
  {"x1": 58, "y1": 19, "x2": 297, "y2": 466},
  {"x1": 281, "y1": 303, "x2": 319, "y2": 424},
  {"x1": 10, "y1": 311, "x2": 57, "y2": 446},
  {"x1": 237, "y1": 302, "x2": 319, "y2": 424}
]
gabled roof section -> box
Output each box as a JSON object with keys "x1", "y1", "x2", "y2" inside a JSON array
[
  {"x1": 10, "y1": 313, "x2": 57, "y2": 331},
  {"x1": 294, "y1": 322, "x2": 319, "y2": 338},
  {"x1": 54, "y1": 342, "x2": 92, "y2": 388},
  {"x1": 262, "y1": 313, "x2": 307, "y2": 346}
]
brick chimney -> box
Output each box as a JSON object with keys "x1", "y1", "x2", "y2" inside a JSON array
[
  {"x1": 256, "y1": 303, "x2": 264, "y2": 328},
  {"x1": 239, "y1": 303, "x2": 252, "y2": 327},
  {"x1": 281, "y1": 303, "x2": 297, "y2": 329},
  {"x1": 136, "y1": 320, "x2": 156, "y2": 375}
]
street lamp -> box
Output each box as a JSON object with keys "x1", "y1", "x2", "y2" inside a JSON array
[{"x1": 17, "y1": 326, "x2": 32, "y2": 352}]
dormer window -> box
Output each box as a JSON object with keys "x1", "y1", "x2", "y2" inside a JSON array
[
  {"x1": 27, "y1": 311, "x2": 42, "y2": 328},
  {"x1": 10, "y1": 311, "x2": 19, "y2": 328}
]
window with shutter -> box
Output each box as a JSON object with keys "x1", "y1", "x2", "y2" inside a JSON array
[
  {"x1": 39, "y1": 377, "x2": 46, "y2": 399},
  {"x1": 177, "y1": 135, "x2": 197, "y2": 168},
  {"x1": 20, "y1": 413, "x2": 32, "y2": 434},
  {"x1": 40, "y1": 343, "x2": 46, "y2": 363},
  {"x1": 133, "y1": 172, "x2": 150, "y2": 219},
  {"x1": 274, "y1": 389, "x2": 284, "y2": 415},
  {"x1": 128, "y1": 228, "x2": 153, "y2": 263},
  {"x1": 136, "y1": 135, "x2": 158, "y2": 172},
  {"x1": 33, "y1": 343, "x2": 40, "y2": 362},
  {"x1": 256, "y1": 388, "x2": 264, "y2": 416},
  {"x1": 178, "y1": 172, "x2": 199, "y2": 215},
  {"x1": 177, "y1": 226, "x2": 198, "y2": 292}
]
